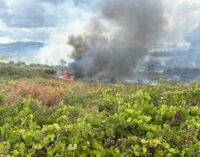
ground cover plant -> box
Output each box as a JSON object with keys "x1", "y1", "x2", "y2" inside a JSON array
[{"x1": 0, "y1": 64, "x2": 199, "y2": 157}]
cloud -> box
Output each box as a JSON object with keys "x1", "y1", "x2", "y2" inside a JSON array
[
  {"x1": 0, "y1": 0, "x2": 60, "y2": 28},
  {"x1": 73, "y1": 0, "x2": 98, "y2": 8},
  {"x1": 0, "y1": 0, "x2": 199, "y2": 65},
  {"x1": 0, "y1": 20, "x2": 54, "y2": 43},
  {"x1": 39, "y1": 0, "x2": 65, "y2": 4},
  {"x1": 0, "y1": 0, "x2": 6, "y2": 7},
  {"x1": 0, "y1": 0, "x2": 89, "y2": 44},
  {"x1": 0, "y1": 0, "x2": 95, "y2": 28}
]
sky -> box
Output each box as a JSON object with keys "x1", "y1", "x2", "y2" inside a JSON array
[{"x1": 0, "y1": 0, "x2": 199, "y2": 64}]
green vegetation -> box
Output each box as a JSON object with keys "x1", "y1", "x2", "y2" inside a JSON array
[
  {"x1": 0, "y1": 62, "x2": 60, "y2": 80},
  {"x1": 0, "y1": 63, "x2": 199, "y2": 157},
  {"x1": 0, "y1": 95, "x2": 4, "y2": 104}
]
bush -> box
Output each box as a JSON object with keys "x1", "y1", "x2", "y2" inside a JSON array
[
  {"x1": 43, "y1": 68, "x2": 57, "y2": 75},
  {"x1": 0, "y1": 84, "x2": 199, "y2": 156}
]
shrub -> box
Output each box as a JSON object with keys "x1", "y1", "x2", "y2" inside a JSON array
[
  {"x1": 0, "y1": 84, "x2": 199, "y2": 156},
  {"x1": 43, "y1": 68, "x2": 57, "y2": 75}
]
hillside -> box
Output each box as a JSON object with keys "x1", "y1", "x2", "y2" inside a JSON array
[
  {"x1": 0, "y1": 42, "x2": 44, "y2": 61},
  {"x1": 0, "y1": 63, "x2": 199, "y2": 156},
  {"x1": 0, "y1": 62, "x2": 60, "y2": 80}
]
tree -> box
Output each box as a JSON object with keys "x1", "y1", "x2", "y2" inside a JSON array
[{"x1": 59, "y1": 59, "x2": 67, "y2": 67}]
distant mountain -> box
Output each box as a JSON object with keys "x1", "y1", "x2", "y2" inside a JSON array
[{"x1": 0, "y1": 42, "x2": 44, "y2": 60}]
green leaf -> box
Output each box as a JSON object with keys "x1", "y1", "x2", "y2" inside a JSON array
[
  {"x1": 11, "y1": 150, "x2": 19, "y2": 156},
  {"x1": 52, "y1": 123, "x2": 60, "y2": 131},
  {"x1": 22, "y1": 133, "x2": 33, "y2": 146},
  {"x1": 143, "y1": 147, "x2": 147, "y2": 154},
  {"x1": 146, "y1": 132, "x2": 154, "y2": 139},
  {"x1": 134, "y1": 151, "x2": 140, "y2": 157}
]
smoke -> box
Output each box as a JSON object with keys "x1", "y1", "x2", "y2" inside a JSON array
[{"x1": 68, "y1": 0, "x2": 167, "y2": 79}]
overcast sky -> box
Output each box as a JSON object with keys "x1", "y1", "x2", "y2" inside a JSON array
[
  {"x1": 0, "y1": 0, "x2": 96, "y2": 43},
  {"x1": 0, "y1": 0, "x2": 199, "y2": 63}
]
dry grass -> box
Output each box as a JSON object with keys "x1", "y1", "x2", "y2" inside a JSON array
[
  {"x1": 1, "y1": 79, "x2": 73, "y2": 106},
  {"x1": 6, "y1": 82, "x2": 58, "y2": 106},
  {"x1": 0, "y1": 78, "x2": 111, "y2": 106}
]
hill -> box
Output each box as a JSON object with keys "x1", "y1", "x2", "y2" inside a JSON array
[{"x1": 0, "y1": 42, "x2": 44, "y2": 60}]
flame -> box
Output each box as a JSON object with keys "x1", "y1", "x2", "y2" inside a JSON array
[{"x1": 63, "y1": 70, "x2": 75, "y2": 81}]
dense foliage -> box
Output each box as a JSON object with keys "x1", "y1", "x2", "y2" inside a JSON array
[{"x1": 0, "y1": 83, "x2": 199, "y2": 157}]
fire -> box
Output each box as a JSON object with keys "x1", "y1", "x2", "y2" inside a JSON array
[{"x1": 63, "y1": 70, "x2": 75, "y2": 81}]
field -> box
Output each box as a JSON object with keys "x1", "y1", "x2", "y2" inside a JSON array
[{"x1": 0, "y1": 63, "x2": 199, "y2": 157}]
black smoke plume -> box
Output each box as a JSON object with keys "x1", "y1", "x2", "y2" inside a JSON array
[{"x1": 68, "y1": 0, "x2": 166, "y2": 80}]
